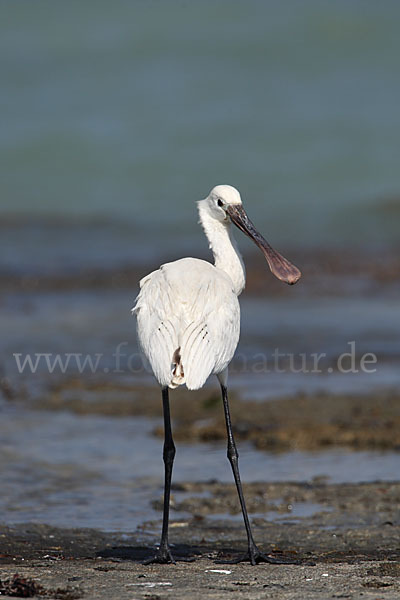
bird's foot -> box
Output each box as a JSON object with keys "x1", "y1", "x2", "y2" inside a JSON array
[
  {"x1": 143, "y1": 545, "x2": 176, "y2": 565},
  {"x1": 143, "y1": 545, "x2": 195, "y2": 565},
  {"x1": 216, "y1": 544, "x2": 300, "y2": 566}
]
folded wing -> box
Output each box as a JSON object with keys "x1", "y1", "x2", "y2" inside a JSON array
[{"x1": 132, "y1": 258, "x2": 240, "y2": 390}]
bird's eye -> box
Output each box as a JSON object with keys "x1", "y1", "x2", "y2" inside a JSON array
[{"x1": 217, "y1": 199, "x2": 223, "y2": 207}]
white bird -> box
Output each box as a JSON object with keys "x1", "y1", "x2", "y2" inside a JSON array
[{"x1": 132, "y1": 184, "x2": 301, "y2": 565}]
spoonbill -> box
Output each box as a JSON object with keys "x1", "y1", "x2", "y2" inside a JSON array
[{"x1": 132, "y1": 185, "x2": 301, "y2": 565}]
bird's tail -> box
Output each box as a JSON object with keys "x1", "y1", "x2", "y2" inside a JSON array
[{"x1": 170, "y1": 346, "x2": 185, "y2": 389}]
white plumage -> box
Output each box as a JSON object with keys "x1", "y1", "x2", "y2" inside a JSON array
[
  {"x1": 132, "y1": 185, "x2": 245, "y2": 390},
  {"x1": 134, "y1": 257, "x2": 240, "y2": 389},
  {"x1": 132, "y1": 184, "x2": 301, "y2": 392}
]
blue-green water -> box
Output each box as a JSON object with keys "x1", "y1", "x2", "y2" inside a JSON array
[
  {"x1": 1, "y1": 2, "x2": 400, "y2": 531},
  {"x1": 1, "y1": 0, "x2": 399, "y2": 403},
  {"x1": 1, "y1": 0, "x2": 399, "y2": 408},
  {"x1": 1, "y1": 0, "x2": 400, "y2": 276}
]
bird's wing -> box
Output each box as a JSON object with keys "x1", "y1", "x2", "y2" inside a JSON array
[
  {"x1": 132, "y1": 260, "x2": 240, "y2": 390},
  {"x1": 132, "y1": 269, "x2": 180, "y2": 388},
  {"x1": 179, "y1": 272, "x2": 240, "y2": 390}
]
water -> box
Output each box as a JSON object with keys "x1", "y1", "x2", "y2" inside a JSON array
[
  {"x1": 1, "y1": 1, "x2": 399, "y2": 389},
  {"x1": 1, "y1": 1, "x2": 399, "y2": 532},
  {"x1": 2, "y1": 288, "x2": 399, "y2": 397},
  {"x1": 1, "y1": 0, "x2": 400, "y2": 277},
  {"x1": 1, "y1": 406, "x2": 398, "y2": 532}
]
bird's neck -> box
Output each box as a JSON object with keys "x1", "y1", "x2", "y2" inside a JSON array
[{"x1": 199, "y1": 208, "x2": 246, "y2": 296}]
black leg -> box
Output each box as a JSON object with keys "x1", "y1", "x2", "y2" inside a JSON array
[
  {"x1": 218, "y1": 384, "x2": 298, "y2": 566},
  {"x1": 144, "y1": 386, "x2": 176, "y2": 564}
]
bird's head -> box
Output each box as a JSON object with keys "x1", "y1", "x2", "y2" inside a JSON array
[
  {"x1": 200, "y1": 184, "x2": 243, "y2": 223},
  {"x1": 199, "y1": 184, "x2": 301, "y2": 286}
]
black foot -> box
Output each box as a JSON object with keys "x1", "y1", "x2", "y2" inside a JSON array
[
  {"x1": 216, "y1": 545, "x2": 300, "y2": 566},
  {"x1": 143, "y1": 546, "x2": 176, "y2": 565},
  {"x1": 143, "y1": 547, "x2": 196, "y2": 565}
]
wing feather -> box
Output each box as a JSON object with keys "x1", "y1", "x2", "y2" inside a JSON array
[
  {"x1": 132, "y1": 258, "x2": 240, "y2": 390},
  {"x1": 132, "y1": 269, "x2": 179, "y2": 388},
  {"x1": 180, "y1": 273, "x2": 240, "y2": 390}
]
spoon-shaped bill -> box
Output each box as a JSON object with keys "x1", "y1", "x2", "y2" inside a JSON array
[{"x1": 227, "y1": 205, "x2": 301, "y2": 285}]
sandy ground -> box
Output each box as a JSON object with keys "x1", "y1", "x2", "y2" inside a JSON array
[{"x1": 1, "y1": 480, "x2": 400, "y2": 599}]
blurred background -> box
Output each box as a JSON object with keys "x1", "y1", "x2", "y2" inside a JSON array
[{"x1": 1, "y1": 1, "x2": 399, "y2": 533}]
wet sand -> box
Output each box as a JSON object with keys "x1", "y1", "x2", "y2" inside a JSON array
[{"x1": 1, "y1": 480, "x2": 400, "y2": 599}]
